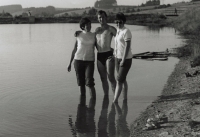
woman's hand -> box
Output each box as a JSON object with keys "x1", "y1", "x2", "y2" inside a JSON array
[
  {"x1": 74, "y1": 31, "x2": 82, "y2": 37},
  {"x1": 120, "y1": 60, "x2": 124, "y2": 67},
  {"x1": 108, "y1": 56, "x2": 114, "y2": 62},
  {"x1": 67, "y1": 64, "x2": 71, "y2": 72}
]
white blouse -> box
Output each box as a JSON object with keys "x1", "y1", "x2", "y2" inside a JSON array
[
  {"x1": 74, "y1": 31, "x2": 95, "y2": 61},
  {"x1": 115, "y1": 27, "x2": 132, "y2": 59}
]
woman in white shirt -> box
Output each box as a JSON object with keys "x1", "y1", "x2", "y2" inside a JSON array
[
  {"x1": 113, "y1": 13, "x2": 133, "y2": 102},
  {"x1": 68, "y1": 18, "x2": 96, "y2": 98}
]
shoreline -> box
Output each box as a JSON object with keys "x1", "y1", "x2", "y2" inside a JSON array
[
  {"x1": 0, "y1": 15, "x2": 169, "y2": 26},
  {"x1": 130, "y1": 54, "x2": 200, "y2": 136}
]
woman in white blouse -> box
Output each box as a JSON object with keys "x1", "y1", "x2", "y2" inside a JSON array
[
  {"x1": 68, "y1": 18, "x2": 96, "y2": 98},
  {"x1": 113, "y1": 12, "x2": 133, "y2": 103}
]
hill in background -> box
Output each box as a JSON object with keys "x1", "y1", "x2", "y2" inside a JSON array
[
  {"x1": 1, "y1": 1, "x2": 200, "y2": 18},
  {"x1": 0, "y1": 5, "x2": 22, "y2": 13}
]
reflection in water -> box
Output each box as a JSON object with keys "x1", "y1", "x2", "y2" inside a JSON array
[
  {"x1": 114, "y1": 100, "x2": 130, "y2": 137},
  {"x1": 108, "y1": 103, "x2": 116, "y2": 137},
  {"x1": 29, "y1": 24, "x2": 32, "y2": 43},
  {"x1": 69, "y1": 97, "x2": 130, "y2": 137},
  {"x1": 146, "y1": 25, "x2": 164, "y2": 33},
  {"x1": 98, "y1": 95, "x2": 109, "y2": 137},
  {"x1": 99, "y1": 98, "x2": 130, "y2": 137},
  {"x1": 69, "y1": 96, "x2": 96, "y2": 137}
]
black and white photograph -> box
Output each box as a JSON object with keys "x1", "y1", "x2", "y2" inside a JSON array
[{"x1": 0, "y1": 0, "x2": 199, "y2": 136}]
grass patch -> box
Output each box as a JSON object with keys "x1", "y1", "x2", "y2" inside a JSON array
[{"x1": 173, "y1": 7, "x2": 200, "y2": 64}]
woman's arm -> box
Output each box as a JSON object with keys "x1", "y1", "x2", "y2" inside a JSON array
[
  {"x1": 120, "y1": 40, "x2": 131, "y2": 66},
  {"x1": 74, "y1": 30, "x2": 82, "y2": 37},
  {"x1": 67, "y1": 40, "x2": 78, "y2": 72},
  {"x1": 110, "y1": 26, "x2": 117, "y2": 37}
]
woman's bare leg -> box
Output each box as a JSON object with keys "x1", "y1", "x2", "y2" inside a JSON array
[
  {"x1": 122, "y1": 80, "x2": 128, "y2": 100},
  {"x1": 113, "y1": 81, "x2": 123, "y2": 102}
]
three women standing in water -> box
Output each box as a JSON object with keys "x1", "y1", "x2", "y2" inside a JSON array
[{"x1": 68, "y1": 11, "x2": 132, "y2": 102}]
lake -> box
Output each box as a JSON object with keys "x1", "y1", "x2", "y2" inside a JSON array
[{"x1": 0, "y1": 23, "x2": 184, "y2": 137}]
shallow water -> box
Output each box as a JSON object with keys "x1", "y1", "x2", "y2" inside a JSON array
[{"x1": 0, "y1": 24, "x2": 183, "y2": 137}]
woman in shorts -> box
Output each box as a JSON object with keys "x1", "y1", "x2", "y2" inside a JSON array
[
  {"x1": 68, "y1": 17, "x2": 96, "y2": 98},
  {"x1": 113, "y1": 13, "x2": 133, "y2": 102}
]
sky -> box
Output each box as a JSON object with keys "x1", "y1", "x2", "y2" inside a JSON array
[{"x1": 0, "y1": 0, "x2": 191, "y2": 8}]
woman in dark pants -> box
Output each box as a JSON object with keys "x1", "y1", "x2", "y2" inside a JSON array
[
  {"x1": 113, "y1": 13, "x2": 133, "y2": 102},
  {"x1": 68, "y1": 17, "x2": 96, "y2": 98}
]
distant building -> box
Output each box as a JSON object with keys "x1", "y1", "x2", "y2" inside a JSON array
[{"x1": 94, "y1": 0, "x2": 117, "y2": 9}]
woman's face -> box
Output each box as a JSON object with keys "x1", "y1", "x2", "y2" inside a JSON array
[
  {"x1": 115, "y1": 20, "x2": 124, "y2": 29},
  {"x1": 84, "y1": 22, "x2": 91, "y2": 32}
]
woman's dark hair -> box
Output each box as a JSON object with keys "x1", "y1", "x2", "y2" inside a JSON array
[
  {"x1": 115, "y1": 12, "x2": 126, "y2": 23},
  {"x1": 79, "y1": 17, "x2": 91, "y2": 30},
  {"x1": 97, "y1": 10, "x2": 107, "y2": 17}
]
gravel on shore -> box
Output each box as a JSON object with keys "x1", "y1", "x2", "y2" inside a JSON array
[{"x1": 130, "y1": 55, "x2": 200, "y2": 137}]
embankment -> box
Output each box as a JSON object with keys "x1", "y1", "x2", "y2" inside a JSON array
[{"x1": 130, "y1": 7, "x2": 200, "y2": 137}]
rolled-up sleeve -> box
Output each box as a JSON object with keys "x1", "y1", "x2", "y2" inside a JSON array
[{"x1": 123, "y1": 29, "x2": 132, "y2": 42}]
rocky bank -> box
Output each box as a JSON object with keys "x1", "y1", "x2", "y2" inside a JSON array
[{"x1": 130, "y1": 55, "x2": 200, "y2": 137}]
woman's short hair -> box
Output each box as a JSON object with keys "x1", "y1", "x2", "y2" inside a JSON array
[
  {"x1": 79, "y1": 17, "x2": 91, "y2": 30},
  {"x1": 97, "y1": 10, "x2": 107, "y2": 17},
  {"x1": 115, "y1": 12, "x2": 126, "y2": 23}
]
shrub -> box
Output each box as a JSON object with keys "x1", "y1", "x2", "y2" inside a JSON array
[
  {"x1": 173, "y1": 7, "x2": 200, "y2": 60},
  {"x1": 173, "y1": 7, "x2": 200, "y2": 35}
]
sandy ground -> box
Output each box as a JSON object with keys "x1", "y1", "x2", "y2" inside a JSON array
[{"x1": 130, "y1": 55, "x2": 200, "y2": 137}]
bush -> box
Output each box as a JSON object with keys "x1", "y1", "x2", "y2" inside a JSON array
[
  {"x1": 173, "y1": 7, "x2": 200, "y2": 60},
  {"x1": 173, "y1": 7, "x2": 200, "y2": 35},
  {"x1": 159, "y1": 14, "x2": 167, "y2": 19}
]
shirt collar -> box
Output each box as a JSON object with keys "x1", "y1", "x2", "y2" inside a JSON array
[{"x1": 117, "y1": 26, "x2": 126, "y2": 32}]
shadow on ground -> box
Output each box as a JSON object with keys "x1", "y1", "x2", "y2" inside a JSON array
[{"x1": 156, "y1": 91, "x2": 200, "y2": 102}]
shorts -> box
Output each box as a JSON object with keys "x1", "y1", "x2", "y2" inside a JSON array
[
  {"x1": 97, "y1": 51, "x2": 113, "y2": 66},
  {"x1": 115, "y1": 58, "x2": 132, "y2": 82},
  {"x1": 74, "y1": 60, "x2": 95, "y2": 87}
]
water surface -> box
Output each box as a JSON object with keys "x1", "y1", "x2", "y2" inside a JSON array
[{"x1": 0, "y1": 24, "x2": 184, "y2": 137}]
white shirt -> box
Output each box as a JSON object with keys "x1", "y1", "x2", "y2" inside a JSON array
[
  {"x1": 74, "y1": 31, "x2": 95, "y2": 61},
  {"x1": 115, "y1": 27, "x2": 132, "y2": 59}
]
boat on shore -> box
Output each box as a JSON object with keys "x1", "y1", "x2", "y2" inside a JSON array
[{"x1": 132, "y1": 51, "x2": 170, "y2": 61}]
